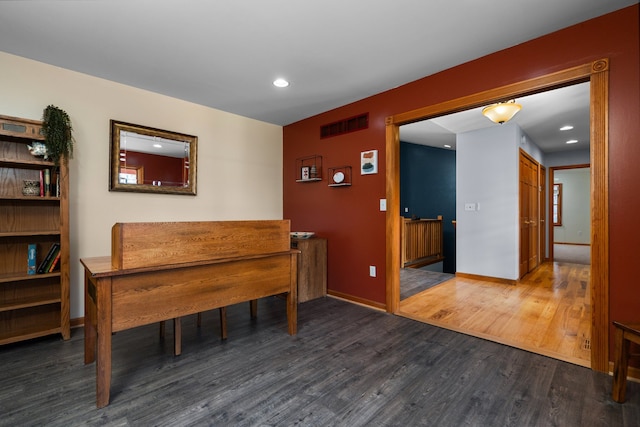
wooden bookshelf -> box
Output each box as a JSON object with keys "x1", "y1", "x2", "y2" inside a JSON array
[{"x1": 0, "y1": 114, "x2": 70, "y2": 345}]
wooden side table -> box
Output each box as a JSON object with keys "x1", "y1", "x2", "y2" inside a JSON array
[
  {"x1": 612, "y1": 321, "x2": 640, "y2": 403},
  {"x1": 291, "y1": 237, "x2": 327, "y2": 302}
]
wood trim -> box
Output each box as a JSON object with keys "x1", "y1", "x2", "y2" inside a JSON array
[
  {"x1": 328, "y1": 290, "x2": 386, "y2": 311},
  {"x1": 589, "y1": 59, "x2": 610, "y2": 373},
  {"x1": 59, "y1": 157, "x2": 70, "y2": 340},
  {"x1": 555, "y1": 242, "x2": 590, "y2": 246},
  {"x1": 455, "y1": 272, "x2": 517, "y2": 286},
  {"x1": 389, "y1": 62, "x2": 593, "y2": 126},
  {"x1": 385, "y1": 117, "x2": 400, "y2": 314},
  {"x1": 385, "y1": 58, "x2": 610, "y2": 372},
  {"x1": 70, "y1": 317, "x2": 84, "y2": 328}
]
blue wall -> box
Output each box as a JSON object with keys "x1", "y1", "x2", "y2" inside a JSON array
[{"x1": 400, "y1": 142, "x2": 456, "y2": 273}]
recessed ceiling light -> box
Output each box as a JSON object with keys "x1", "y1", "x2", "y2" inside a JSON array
[
  {"x1": 153, "y1": 143, "x2": 162, "y2": 148},
  {"x1": 444, "y1": 144, "x2": 451, "y2": 148},
  {"x1": 273, "y1": 78, "x2": 289, "y2": 88},
  {"x1": 566, "y1": 139, "x2": 578, "y2": 144},
  {"x1": 560, "y1": 125, "x2": 574, "y2": 131}
]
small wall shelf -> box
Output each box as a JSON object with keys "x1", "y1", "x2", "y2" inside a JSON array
[
  {"x1": 328, "y1": 166, "x2": 352, "y2": 187},
  {"x1": 296, "y1": 155, "x2": 322, "y2": 182}
]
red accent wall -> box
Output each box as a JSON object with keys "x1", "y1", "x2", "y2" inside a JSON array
[
  {"x1": 284, "y1": 5, "x2": 639, "y2": 323},
  {"x1": 122, "y1": 150, "x2": 185, "y2": 186}
]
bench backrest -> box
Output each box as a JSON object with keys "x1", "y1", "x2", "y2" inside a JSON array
[{"x1": 111, "y1": 220, "x2": 291, "y2": 269}]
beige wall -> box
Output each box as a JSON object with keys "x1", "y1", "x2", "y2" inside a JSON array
[{"x1": 0, "y1": 52, "x2": 284, "y2": 319}]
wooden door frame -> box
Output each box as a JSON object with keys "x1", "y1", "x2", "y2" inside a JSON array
[
  {"x1": 548, "y1": 163, "x2": 591, "y2": 261},
  {"x1": 540, "y1": 165, "x2": 547, "y2": 262},
  {"x1": 385, "y1": 59, "x2": 609, "y2": 372}
]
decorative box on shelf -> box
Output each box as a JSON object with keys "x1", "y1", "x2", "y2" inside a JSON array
[
  {"x1": 328, "y1": 165, "x2": 352, "y2": 187},
  {"x1": 296, "y1": 155, "x2": 322, "y2": 182}
]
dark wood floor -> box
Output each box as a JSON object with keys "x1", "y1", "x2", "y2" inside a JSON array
[{"x1": 1, "y1": 297, "x2": 638, "y2": 426}]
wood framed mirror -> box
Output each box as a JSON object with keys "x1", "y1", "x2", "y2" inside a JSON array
[{"x1": 109, "y1": 120, "x2": 197, "y2": 195}]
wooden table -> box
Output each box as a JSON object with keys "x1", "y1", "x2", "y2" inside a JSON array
[
  {"x1": 612, "y1": 321, "x2": 640, "y2": 403},
  {"x1": 82, "y1": 220, "x2": 298, "y2": 408}
]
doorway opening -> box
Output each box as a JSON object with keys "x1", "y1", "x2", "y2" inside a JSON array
[{"x1": 385, "y1": 59, "x2": 609, "y2": 372}]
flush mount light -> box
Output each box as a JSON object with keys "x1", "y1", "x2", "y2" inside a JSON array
[
  {"x1": 153, "y1": 143, "x2": 162, "y2": 148},
  {"x1": 444, "y1": 144, "x2": 452, "y2": 148},
  {"x1": 273, "y1": 78, "x2": 290, "y2": 88},
  {"x1": 560, "y1": 125, "x2": 574, "y2": 131},
  {"x1": 482, "y1": 99, "x2": 522, "y2": 124},
  {"x1": 566, "y1": 139, "x2": 578, "y2": 144}
]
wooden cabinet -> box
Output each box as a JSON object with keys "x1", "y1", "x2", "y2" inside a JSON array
[
  {"x1": 0, "y1": 115, "x2": 70, "y2": 345},
  {"x1": 291, "y1": 237, "x2": 327, "y2": 302}
]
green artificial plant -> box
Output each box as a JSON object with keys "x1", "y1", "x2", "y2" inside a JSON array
[{"x1": 42, "y1": 104, "x2": 74, "y2": 165}]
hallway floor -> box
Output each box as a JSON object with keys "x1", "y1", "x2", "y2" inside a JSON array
[{"x1": 399, "y1": 261, "x2": 591, "y2": 367}]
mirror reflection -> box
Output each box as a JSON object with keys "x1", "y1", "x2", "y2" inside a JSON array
[{"x1": 109, "y1": 120, "x2": 197, "y2": 195}]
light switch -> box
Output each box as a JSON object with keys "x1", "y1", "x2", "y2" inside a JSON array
[
  {"x1": 369, "y1": 266, "x2": 376, "y2": 277},
  {"x1": 379, "y1": 199, "x2": 387, "y2": 211}
]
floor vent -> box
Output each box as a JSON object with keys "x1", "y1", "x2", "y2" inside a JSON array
[{"x1": 320, "y1": 113, "x2": 369, "y2": 139}]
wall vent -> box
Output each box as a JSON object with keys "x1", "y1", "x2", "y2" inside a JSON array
[{"x1": 320, "y1": 113, "x2": 369, "y2": 139}]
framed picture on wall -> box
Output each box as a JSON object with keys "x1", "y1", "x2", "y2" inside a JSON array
[{"x1": 361, "y1": 150, "x2": 378, "y2": 175}]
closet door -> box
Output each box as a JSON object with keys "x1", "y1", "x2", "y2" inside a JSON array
[{"x1": 519, "y1": 150, "x2": 539, "y2": 278}]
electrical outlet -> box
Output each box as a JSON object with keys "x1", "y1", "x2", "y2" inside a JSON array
[
  {"x1": 369, "y1": 266, "x2": 376, "y2": 277},
  {"x1": 404, "y1": 207, "x2": 409, "y2": 213}
]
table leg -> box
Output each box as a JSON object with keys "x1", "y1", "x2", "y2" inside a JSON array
[
  {"x1": 96, "y1": 320, "x2": 112, "y2": 408},
  {"x1": 219, "y1": 307, "x2": 228, "y2": 340},
  {"x1": 95, "y1": 277, "x2": 113, "y2": 408},
  {"x1": 250, "y1": 299, "x2": 258, "y2": 319},
  {"x1": 84, "y1": 272, "x2": 96, "y2": 364},
  {"x1": 287, "y1": 255, "x2": 298, "y2": 335},
  {"x1": 612, "y1": 327, "x2": 630, "y2": 403},
  {"x1": 174, "y1": 318, "x2": 182, "y2": 356}
]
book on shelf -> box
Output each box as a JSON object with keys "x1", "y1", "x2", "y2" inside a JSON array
[
  {"x1": 44, "y1": 168, "x2": 51, "y2": 197},
  {"x1": 37, "y1": 243, "x2": 59, "y2": 274},
  {"x1": 28, "y1": 244, "x2": 37, "y2": 275},
  {"x1": 43, "y1": 244, "x2": 60, "y2": 274},
  {"x1": 53, "y1": 169, "x2": 60, "y2": 198},
  {"x1": 48, "y1": 249, "x2": 62, "y2": 273},
  {"x1": 39, "y1": 169, "x2": 44, "y2": 197}
]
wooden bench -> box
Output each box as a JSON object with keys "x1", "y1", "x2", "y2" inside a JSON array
[
  {"x1": 612, "y1": 321, "x2": 640, "y2": 403},
  {"x1": 81, "y1": 220, "x2": 298, "y2": 408}
]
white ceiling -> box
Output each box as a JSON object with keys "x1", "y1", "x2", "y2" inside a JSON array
[
  {"x1": 401, "y1": 82, "x2": 591, "y2": 153},
  {"x1": 0, "y1": 1, "x2": 634, "y2": 136}
]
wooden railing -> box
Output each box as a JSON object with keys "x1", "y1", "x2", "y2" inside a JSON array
[{"x1": 402, "y1": 217, "x2": 444, "y2": 267}]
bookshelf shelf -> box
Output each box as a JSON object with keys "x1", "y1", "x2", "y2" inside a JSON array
[
  {"x1": 0, "y1": 114, "x2": 70, "y2": 345},
  {"x1": 0, "y1": 294, "x2": 61, "y2": 312}
]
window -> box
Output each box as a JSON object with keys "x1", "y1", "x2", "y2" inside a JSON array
[{"x1": 553, "y1": 183, "x2": 562, "y2": 226}]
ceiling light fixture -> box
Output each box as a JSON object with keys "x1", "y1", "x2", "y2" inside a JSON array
[
  {"x1": 560, "y1": 125, "x2": 574, "y2": 131},
  {"x1": 482, "y1": 99, "x2": 522, "y2": 124},
  {"x1": 444, "y1": 144, "x2": 452, "y2": 148},
  {"x1": 566, "y1": 139, "x2": 578, "y2": 144},
  {"x1": 273, "y1": 78, "x2": 290, "y2": 88}
]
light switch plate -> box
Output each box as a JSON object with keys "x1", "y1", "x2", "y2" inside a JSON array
[{"x1": 380, "y1": 199, "x2": 387, "y2": 211}]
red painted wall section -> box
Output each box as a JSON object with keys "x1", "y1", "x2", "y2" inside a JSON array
[
  {"x1": 284, "y1": 6, "x2": 640, "y2": 318},
  {"x1": 121, "y1": 150, "x2": 185, "y2": 186}
]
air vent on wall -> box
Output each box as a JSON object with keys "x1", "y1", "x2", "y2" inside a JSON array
[{"x1": 320, "y1": 113, "x2": 369, "y2": 139}]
